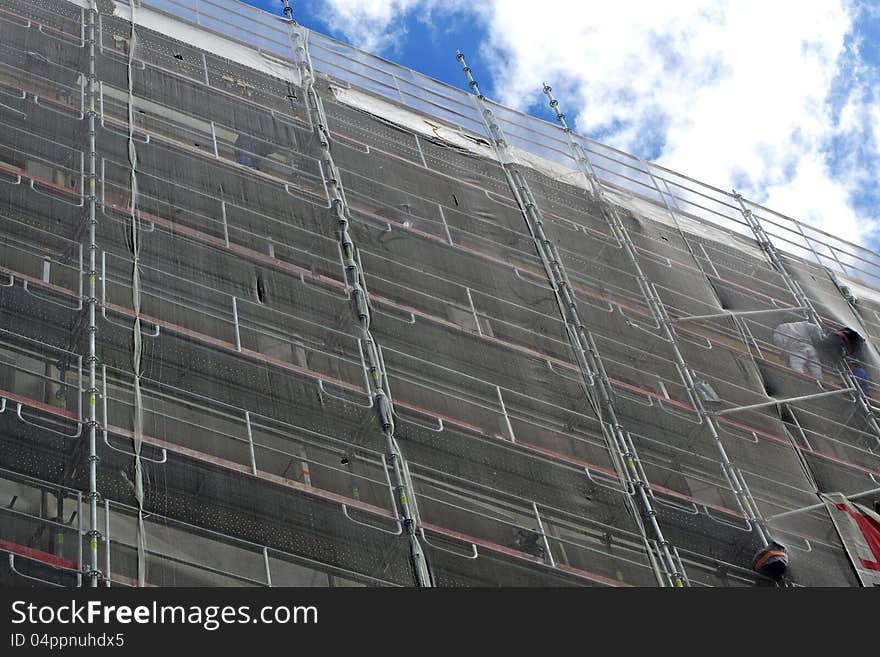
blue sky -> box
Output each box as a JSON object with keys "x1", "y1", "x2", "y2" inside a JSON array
[
  {"x1": 249, "y1": 1, "x2": 489, "y2": 96},
  {"x1": 241, "y1": 1, "x2": 880, "y2": 253}
]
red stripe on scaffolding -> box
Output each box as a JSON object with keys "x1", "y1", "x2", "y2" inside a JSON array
[
  {"x1": 0, "y1": 161, "x2": 82, "y2": 199},
  {"x1": 129, "y1": 196, "x2": 853, "y2": 393},
  {"x1": 0, "y1": 380, "x2": 851, "y2": 556},
  {"x1": 3, "y1": 264, "x2": 880, "y2": 518},
  {"x1": 0, "y1": 538, "x2": 78, "y2": 570},
  {"x1": 0, "y1": 146, "x2": 856, "y2": 399},
  {"x1": 419, "y1": 523, "x2": 631, "y2": 587},
  {"x1": 3, "y1": 31, "x2": 871, "y2": 585},
  {"x1": 12, "y1": 397, "x2": 622, "y2": 585},
  {"x1": 3, "y1": 260, "x2": 878, "y2": 486},
  {"x1": 105, "y1": 203, "x2": 343, "y2": 294},
  {"x1": 0, "y1": 160, "x2": 876, "y2": 550},
  {"x1": 4, "y1": 81, "x2": 814, "y2": 327},
  {"x1": 0, "y1": 538, "x2": 152, "y2": 588},
  {"x1": 0, "y1": 386, "x2": 80, "y2": 420},
  {"x1": 103, "y1": 198, "x2": 860, "y2": 399},
  {"x1": 0, "y1": 58, "x2": 864, "y2": 343},
  {"x1": 0, "y1": 342, "x2": 620, "y2": 584}
]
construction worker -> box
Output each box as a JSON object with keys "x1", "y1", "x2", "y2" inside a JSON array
[
  {"x1": 816, "y1": 326, "x2": 865, "y2": 360},
  {"x1": 752, "y1": 540, "x2": 788, "y2": 582},
  {"x1": 513, "y1": 528, "x2": 545, "y2": 558},
  {"x1": 234, "y1": 132, "x2": 260, "y2": 169},
  {"x1": 773, "y1": 322, "x2": 865, "y2": 379},
  {"x1": 771, "y1": 320, "x2": 824, "y2": 378}
]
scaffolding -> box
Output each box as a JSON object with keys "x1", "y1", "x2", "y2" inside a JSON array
[{"x1": 0, "y1": 0, "x2": 879, "y2": 587}]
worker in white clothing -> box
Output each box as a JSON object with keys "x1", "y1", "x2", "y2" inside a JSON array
[
  {"x1": 773, "y1": 321, "x2": 865, "y2": 379},
  {"x1": 772, "y1": 321, "x2": 824, "y2": 378}
]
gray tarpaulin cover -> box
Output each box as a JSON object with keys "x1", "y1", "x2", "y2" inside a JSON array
[{"x1": 0, "y1": 0, "x2": 879, "y2": 587}]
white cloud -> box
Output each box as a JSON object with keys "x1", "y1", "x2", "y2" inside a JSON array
[
  {"x1": 318, "y1": 0, "x2": 421, "y2": 53},
  {"x1": 319, "y1": 0, "x2": 467, "y2": 54},
  {"x1": 316, "y1": 0, "x2": 880, "y2": 248}
]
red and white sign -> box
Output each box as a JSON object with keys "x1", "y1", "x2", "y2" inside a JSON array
[{"x1": 822, "y1": 492, "x2": 880, "y2": 586}]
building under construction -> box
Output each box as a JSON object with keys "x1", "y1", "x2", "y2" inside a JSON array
[{"x1": 1, "y1": 0, "x2": 880, "y2": 588}]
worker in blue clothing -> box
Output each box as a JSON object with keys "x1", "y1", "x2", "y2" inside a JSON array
[
  {"x1": 234, "y1": 132, "x2": 261, "y2": 169},
  {"x1": 853, "y1": 366, "x2": 871, "y2": 396}
]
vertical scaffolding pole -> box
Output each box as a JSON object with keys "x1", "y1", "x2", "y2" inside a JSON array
[
  {"x1": 85, "y1": 0, "x2": 102, "y2": 588},
  {"x1": 732, "y1": 193, "x2": 880, "y2": 447},
  {"x1": 456, "y1": 54, "x2": 685, "y2": 586},
  {"x1": 118, "y1": 0, "x2": 150, "y2": 589},
  {"x1": 542, "y1": 85, "x2": 770, "y2": 549},
  {"x1": 824, "y1": 268, "x2": 880, "y2": 377},
  {"x1": 287, "y1": 16, "x2": 431, "y2": 587},
  {"x1": 281, "y1": 0, "x2": 294, "y2": 22}
]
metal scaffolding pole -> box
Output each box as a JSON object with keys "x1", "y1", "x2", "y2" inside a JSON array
[
  {"x1": 714, "y1": 388, "x2": 857, "y2": 416},
  {"x1": 542, "y1": 85, "x2": 771, "y2": 549},
  {"x1": 85, "y1": 0, "x2": 102, "y2": 588},
  {"x1": 288, "y1": 18, "x2": 431, "y2": 587},
  {"x1": 125, "y1": 1, "x2": 150, "y2": 589},
  {"x1": 3, "y1": 0, "x2": 874, "y2": 590},
  {"x1": 457, "y1": 55, "x2": 686, "y2": 587},
  {"x1": 281, "y1": 0, "x2": 293, "y2": 21},
  {"x1": 669, "y1": 307, "x2": 810, "y2": 323},
  {"x1": 766, "y1": 486, "x2": 880, "y2": 522},
  {"x1": 732, "y1": 193, "x2": 880, "y2": 449},
  {"x1": 825, "y1": 269, "x2": 880, "y2": 355}
]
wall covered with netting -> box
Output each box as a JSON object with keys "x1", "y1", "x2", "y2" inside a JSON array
[{"x1": 1, "y1": 0, "x2": 879, "y2": 587}]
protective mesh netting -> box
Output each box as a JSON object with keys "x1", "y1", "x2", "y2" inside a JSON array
[{"x1": 0, "y1": 0, "x2": 877, "y2": 587}]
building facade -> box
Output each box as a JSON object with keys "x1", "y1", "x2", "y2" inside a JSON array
[{"x1": 1, "y1": 0, "x2": 879, "y2": 587}]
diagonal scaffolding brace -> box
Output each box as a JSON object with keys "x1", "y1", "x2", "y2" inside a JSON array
[
  {"x1": 288, "y1": 16, "x2": 431, "y2": 587},
  {"x1": 456, "y1": 56, "x2": 687, "y2": 587},
  {"x1": 542, "y1": 83, "x2": 772, "y2": 552}
]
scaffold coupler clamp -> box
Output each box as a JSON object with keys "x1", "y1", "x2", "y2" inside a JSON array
[{"x1": 376, "y1": 391, "x2": 394, "y2": 431}]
